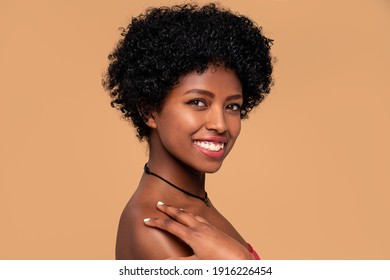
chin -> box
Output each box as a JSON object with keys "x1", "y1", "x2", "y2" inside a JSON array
[{"x1": 199, "y1": 162, "x2": 224, "y2": 174}]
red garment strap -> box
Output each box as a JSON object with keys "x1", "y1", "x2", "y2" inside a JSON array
[{"x1": 247, "y1": 243, "x2": 261, "y2": 260}]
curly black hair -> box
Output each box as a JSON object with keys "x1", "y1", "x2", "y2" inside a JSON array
[{"x1": 103, "y1": 3, "x2": 273, "y2": 141}]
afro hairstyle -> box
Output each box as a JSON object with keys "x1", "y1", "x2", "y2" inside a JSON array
[{"x1": 103, "y1": 3, "x2": 273, "y2": 141}]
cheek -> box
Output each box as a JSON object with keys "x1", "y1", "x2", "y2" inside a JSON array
[
  {"x1": 177, "y1": 112, "x2": 200, "y2": 130},
  {"x1": 230, "y1": 118, "x2": 241, "y2": 139},
  {"x1": 158, "y1": 110, "x2": 201, "y2": 136}
]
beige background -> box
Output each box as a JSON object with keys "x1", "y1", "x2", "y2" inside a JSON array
[{"x1": 1, "y1": 0, "x2": 389, "y2": 259}]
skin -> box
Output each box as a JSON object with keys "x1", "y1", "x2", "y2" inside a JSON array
[{"x1": 116, "y1": 66, "x2": 254, "y2": 260}]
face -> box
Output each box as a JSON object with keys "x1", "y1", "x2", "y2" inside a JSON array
[{"x1": 148, "y1": 66, "x2": 243, "y2": 173}]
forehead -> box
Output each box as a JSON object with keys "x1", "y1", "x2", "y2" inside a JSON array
[{"x1": 172, "y1": 66, "x2": 243, "y2": 97}]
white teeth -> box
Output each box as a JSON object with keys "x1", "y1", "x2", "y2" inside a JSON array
[{"x1": 194, "y1": 141, "x2": 224, "y2": 152}]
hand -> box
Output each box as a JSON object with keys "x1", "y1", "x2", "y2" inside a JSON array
[{"x1": 143, "y1": 201, "x2": 254, "y2": 260}]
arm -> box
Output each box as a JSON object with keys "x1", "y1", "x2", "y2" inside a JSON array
[
  {"x1": 143, "y1": 201, "x2": 254, "y2": 260},
  {"x1": 115, "y1": 202, "x2": 193, "y2": 259}
]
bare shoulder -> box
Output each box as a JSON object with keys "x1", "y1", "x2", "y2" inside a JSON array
[{"x1": 115, "y1": 198, "x2": 192, "y2": 260}]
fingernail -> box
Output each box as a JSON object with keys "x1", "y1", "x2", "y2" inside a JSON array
[
  {"x1": 157, "y1": 201, "x2": 164, "y2": 206},
  {"x1": 144, "y1": 218, "x2": 151, "y2": 222}
]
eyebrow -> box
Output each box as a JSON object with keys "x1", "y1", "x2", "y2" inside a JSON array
[{"x1": 184, "y1": 89, "x2": 243, "y2": 101}]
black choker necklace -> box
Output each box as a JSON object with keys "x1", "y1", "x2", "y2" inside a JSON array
[{"x1": 144, "y1": 163, "x2": 210, "y2": 207}]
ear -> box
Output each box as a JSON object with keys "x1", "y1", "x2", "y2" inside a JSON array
[
  {"x1": 138, "y1": 105, "x2": 158, "y2": 129},
  {"x1": 145, "y1": 113, "x2": 157, "y2": 129}
]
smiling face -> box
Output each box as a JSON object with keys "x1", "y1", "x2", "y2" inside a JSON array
[{"x1": 147, "y1": 66, "x2": 243, "y2": 174}]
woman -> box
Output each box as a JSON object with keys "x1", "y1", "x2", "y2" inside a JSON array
[{"x1": 103, "y1": 3, "x2": 273, "y2": 260}]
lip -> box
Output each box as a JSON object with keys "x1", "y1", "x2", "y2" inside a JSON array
[
  {"x1": 194, "y1": 144, "x2": 225, "y2": 158},
  {"x1": 193, "y1": 136, "x2": 228, "y2": 143},
  {"x1": 193, "y1": 137, "x2": 227, "y2": 159}
]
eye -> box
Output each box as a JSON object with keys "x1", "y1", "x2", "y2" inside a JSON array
[
  {"x1": 187, "y1": 99, "x2": 207, "y2": 108},
  {"x1": 226, "y1": 103, "x2": 241, "y2": 111}
]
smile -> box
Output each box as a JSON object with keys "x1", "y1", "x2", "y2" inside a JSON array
[{"x1": 193, "y1": 140, "x2": 225, "y2": 152}]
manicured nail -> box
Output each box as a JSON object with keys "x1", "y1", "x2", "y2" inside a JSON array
[
  {"x1": 157, "y1": 201, "x2": 164, "y2": 206},
  {"x1": 144, "y1": 218, "x2": 151, "y2": 222}
]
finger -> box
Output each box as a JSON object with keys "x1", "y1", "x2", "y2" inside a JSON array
[
  {"x1": 143, "y1": 217, "x2": 193, "y2": 244},
  {"x1": 156, "y1": 201, "x2": 199, "y2": 227},
  {"x1": 193, "y1": 215, "x2": 210, "y2": 224},
  {"x1": 177, "y1": 206, "x2": 210, "y2": 225},
  {"x1": 176, "y1": 205, "x2": 210, "y2": 225}
]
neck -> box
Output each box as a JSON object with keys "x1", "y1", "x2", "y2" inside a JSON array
[{"x1": 144, "y1": 133, "x2": 206, "y2": 198}]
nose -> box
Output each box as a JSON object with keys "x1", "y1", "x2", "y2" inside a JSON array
[{"x1": 205, "y1": 107, "x2": 227, "y2": 133}]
